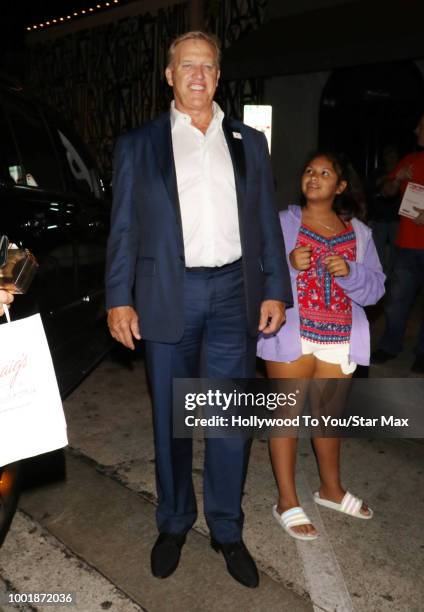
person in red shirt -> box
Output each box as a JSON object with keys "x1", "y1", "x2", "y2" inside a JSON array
[{"x1": 372, "y1": 112, "x2": 424, "y2": 373}]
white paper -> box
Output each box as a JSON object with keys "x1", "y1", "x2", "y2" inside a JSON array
[
  {"x1": 0, "y1": 314, "x2": 68, "y2": 466},
  {"x1": 398, "y1": 181, "x2": 424, "y2": 219}
]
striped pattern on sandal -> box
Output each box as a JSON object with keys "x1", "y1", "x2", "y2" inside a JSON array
[
  {"x1": 281, "y1": 507, "x2": 312, "y2": 528},
  {"x1": 272, "y1": 505, "x2": 318, "y2": 541},
  {"x1": 341, "y1": 492, "x2": 363, "y2": 516},
  {"x1": 313, "y1": 490, "x2": 373, "y2": 519}
]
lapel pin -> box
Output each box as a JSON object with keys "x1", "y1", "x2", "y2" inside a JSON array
[{"x1": 232, "y1": 132, "x2": 242, "y2": 139}]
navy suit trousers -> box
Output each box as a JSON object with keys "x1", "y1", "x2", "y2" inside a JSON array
[{"x1": 144, "y1": 259, "x2": 256, "y2": 542}]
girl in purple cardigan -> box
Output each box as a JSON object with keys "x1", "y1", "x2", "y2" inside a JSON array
[{"x1": 257, "y1": 151, "x2": 385, "y2": 540}]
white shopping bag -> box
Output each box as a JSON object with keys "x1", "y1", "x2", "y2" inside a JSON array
[{"x1": 0, "y1": 312, "x2": 68, "y2": 466}]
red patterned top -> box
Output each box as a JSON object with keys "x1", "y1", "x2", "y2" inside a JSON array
[{"x1": 296, "y1": 223, "x2": 356, "y2": 343}]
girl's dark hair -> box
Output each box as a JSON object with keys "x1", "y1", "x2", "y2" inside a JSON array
[{"x1": 300, "y1": 150, "x2": 366, "y2": 222}]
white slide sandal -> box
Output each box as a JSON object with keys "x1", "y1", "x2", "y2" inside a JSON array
[
  {"x1": 272, "y1": 505, "x2": 318, "y2": 541},
  {"x1": 313, "y1": 490, "x2": 373, "y2": 519}
]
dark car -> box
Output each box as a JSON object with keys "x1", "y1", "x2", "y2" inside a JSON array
[{"x1": 0, "y1": 76, "x2": 111, "y2": 545}]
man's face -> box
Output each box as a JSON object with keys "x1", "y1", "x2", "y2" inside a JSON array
[
  {"x1": 414, "y1": 114, "x2": 424, "y2": 147},
  {"x1": 165, "y1": 38, "x2": 220, "y2": 116}
]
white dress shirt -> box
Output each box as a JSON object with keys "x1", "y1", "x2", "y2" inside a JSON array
[{"x1": 170, "y1": 101, "x2": 242, "y2": 268}]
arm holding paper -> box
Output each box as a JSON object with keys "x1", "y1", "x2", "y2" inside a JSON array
[
  {"x1": 398, "y1": 182, "x2": 424, "y2": 222},
  {"x1": 380, "y1": 150, "x2": 424, "y2": 224}
]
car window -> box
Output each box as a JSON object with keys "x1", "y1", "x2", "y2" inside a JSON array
[
  {"x1": 2, "y1": 92, "x2": 63, "y2": 192},
  {"x1": 53, "y1": 123, "x2": 102, "y2": 199}
]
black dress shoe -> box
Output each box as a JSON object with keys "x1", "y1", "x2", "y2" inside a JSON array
[
  {"x1": 151, "y1": 532, "x2": 187, "y2": 578},
  {"x1": 211, "y1": 538, "x2": 259, "y2": 588},
  {"x1": 370, "y1": 349, "x2": 397, "y2": 364}
]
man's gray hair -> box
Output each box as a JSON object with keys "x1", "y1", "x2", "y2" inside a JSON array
[{"x1": 167, "y1": 31, "x2": 221, "y2": 68}]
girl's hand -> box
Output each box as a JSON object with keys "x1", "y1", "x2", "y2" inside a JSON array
[
  {"x1": 289, "y1": 245, "x2": 312, "y2": 271},
  {"x1": 0, "y1": 289, "x2": 14, "y2": 316},
  {"x1": 324, "y1": 255, "x2": 350, "y2": 277}
]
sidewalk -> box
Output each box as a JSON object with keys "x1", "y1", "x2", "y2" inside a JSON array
[
  {"x1": 6, "y1": 291, "x2": 424, "y2": 611},
  {"x1": 15, "y1": 451, "x2": 310, "y2": 612},
  {"x1": 56, "y1": 342, "x2": 423, "y2": 611}
]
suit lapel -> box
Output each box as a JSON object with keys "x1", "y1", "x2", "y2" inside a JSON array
[
  {"x1": 222, "y1": 117, "x2": 247, "y2": 207},
  {"x1": 150, "y1": 114, "x2": 183, "y2": 229}
]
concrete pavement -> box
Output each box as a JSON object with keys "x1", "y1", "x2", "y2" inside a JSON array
[
  {"x1": 0, "y1": 292, "x2": 423, "y2": 611},
  {"x1": 16, "y1": 451, "x2": 310, "y2": 612},
  {"x1": 0, "y1": 509, "x2": 143, "y2": 612},
  {"x1": 54, "y1": 355, "x2": 423, "y2": 612}
]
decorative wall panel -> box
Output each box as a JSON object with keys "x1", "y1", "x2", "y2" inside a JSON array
[
  {"x1": 28, "y1": 4, "x2": 187, "y2": 177},
  {"x1": 27, "y1": 1, "x2": 267, "y2": 177}
]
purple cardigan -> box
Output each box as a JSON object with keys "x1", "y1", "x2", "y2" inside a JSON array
[{"x1": 257, "y1": 205, "x2": 386, "y2": 366}]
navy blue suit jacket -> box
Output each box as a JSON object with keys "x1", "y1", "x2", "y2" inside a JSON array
[{"x1": 105, "y1": 111, "x2": 292, "y2": 342}]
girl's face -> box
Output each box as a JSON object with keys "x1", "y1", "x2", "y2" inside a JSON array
[{"x1": 301, "y1": 156, "x2": 347, "y2": 204}]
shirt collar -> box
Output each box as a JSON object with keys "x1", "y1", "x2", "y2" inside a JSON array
[{"x1": 170, "y1": 100, "x2": 224, "y2": 131}]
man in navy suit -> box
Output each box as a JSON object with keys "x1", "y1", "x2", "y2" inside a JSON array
[{"x1": 106, "y1": 31, "x2": 291, "y2": 588}]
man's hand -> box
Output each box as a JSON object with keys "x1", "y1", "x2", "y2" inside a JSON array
[
  {"x1": 0, "y1": 289, "x2": 14, "y2": 316},
  {"x1": 324, "y1": 254, "x2": 350, "y2": 277},
  {"x1": 289, "y1": 246, "x2": 312, "y2": 271},
  {"x1": 413, "y1": 206, "x2": 424, "y2": 225},
  {"x1": 258, "y1": 300, "x2": 286, "y2": 334},
  {"x1": 107, "y1": 306, "x2": 141, "y2": 350}
]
